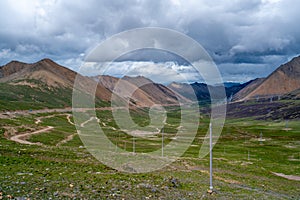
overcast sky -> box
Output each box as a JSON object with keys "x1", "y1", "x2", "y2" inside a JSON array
[{"x1": 0, "y1": 0, "x2": 299, "y2": 83}]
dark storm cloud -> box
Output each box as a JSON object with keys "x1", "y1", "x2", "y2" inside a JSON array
[{"x1": 0, "y1": 0, "x2": 299, "y2": 82}]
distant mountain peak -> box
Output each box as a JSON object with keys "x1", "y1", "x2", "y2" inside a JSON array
[
  {"x1": 36, "y1": 58, "x2": 56, "y2": 65},
  {"x1": 6, "y1": 60, "x2": 27, "y2": 65},
  {"x1": 123, "y1": 75, "x2": 153, "y2": 81}
]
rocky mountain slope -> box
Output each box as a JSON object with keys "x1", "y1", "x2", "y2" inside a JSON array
[
  {"x1": 96, "y1": 75, "x2": 191, "y2": 106},
  {"x1": 234, "y1": 56, "x2": 300, "y2": 101},
  {"x1": 0, "y1": 59, "x2": 190, "y2": 110},
  {"x1": 96, "y1": 75, "x2": 156, "y2": 107},
  {"x1": 0, "y1": 59, "x2": 112, "y2": 110}
]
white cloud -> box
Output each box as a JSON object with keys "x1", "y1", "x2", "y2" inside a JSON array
[
  {"x1": 79, "y1": 61, "x2": 202, "y2": 84},
  {"x1": 0, "y1": 49, "x2": 14, "y2": 58}
]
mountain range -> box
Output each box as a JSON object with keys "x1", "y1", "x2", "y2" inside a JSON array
[
  {"x1": 0, "y1": 59, "x2": 112, "y2": 110},
  {"x1": 0, "y1": 56, "x2": 299, "y2": 117},
  {"x1": 94, "y1": 75, "x2": 190, "y2": 107}
]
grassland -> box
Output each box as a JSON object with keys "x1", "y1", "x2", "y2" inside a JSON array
[
  {"x1": 0, "y1": 80, "x2": 109, "y2": 111},
  {"x1": 0, "y1": 106, "x2": 299, "y2": 199}
]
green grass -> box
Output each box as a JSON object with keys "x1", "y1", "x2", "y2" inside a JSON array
[
  {"x1": 0, "y1": 80, "x2": 72, "y2": 111},
  {"x1": 0, "y1": 107, "x2": 299, "y2": 199},
  {"x1": 0, "y1": 79, "x2": 109, "y2": 111},
  {"x1": 28, "y1": 130, "x2": 67, "y2": 146}
]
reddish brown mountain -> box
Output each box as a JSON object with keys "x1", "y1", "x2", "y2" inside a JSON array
[
  {"x1": 234, "y1": 56, "x2": 300, "y2": 101},
  {"x1": 96, "y1": 75, "x2": 191, "y2": 106},
  {"x1": 0, "y1": 59, "x2": 192, "y2": 109},
  {"x1": 96, "y1": 75, "x2": 156, "y2": 107},
  {"x1": 0, "y1": 58, "x2": 112, "y2": 101},
  {"x1": 232, "y1": 78, "x2": 265, "y2": 101},
  {"x1": 122, "y1": 76, "x2": 191, "y2": 105}
]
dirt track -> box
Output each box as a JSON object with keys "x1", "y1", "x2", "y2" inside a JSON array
[
  {"x1": 10, "y1": 126, "x2": 54, "y2": 145},
  {"x1": 9, "y1": 113, "x2": 75, "y2": 145},
  {"x1": 56, "y1": 133, "x2": 76, "y2": 146},
  {"x1": 0, "y1": 108, "x2": 73, "y2": 119},
  {"x1": 80, "y1": 116, "x2": 100, "y2": 127},
  {"x1": 272, "y1": 172, "x2": 300, "y2": 181},
  {"x1": 0, "y1": 107, "x2": 121, "y2": 119},
  {"x1": 9, "y1": 112, "x2": 98, "y2": 146}
]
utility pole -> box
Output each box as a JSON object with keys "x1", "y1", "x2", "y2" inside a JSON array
[
  {"x1": 208, "y1": 123, "x2": 213, "y2": 193},
  {"x1": 133, "y1": 137, "x2": 135, "y2": 155},
  {"x1": 162, "y1": 127, "x2": 164, "y2": 157}
]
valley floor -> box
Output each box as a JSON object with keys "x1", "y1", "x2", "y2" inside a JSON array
[{"x1": 0, "y1": 107, "x2": 299, "y2": 199}]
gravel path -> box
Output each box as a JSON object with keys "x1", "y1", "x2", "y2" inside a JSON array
[
  {"x1": 9, "y1": 113, "x2": 96, "y2": 146},
  {"x1": 56, "y1": 133, "x2": 76, "y2": 146},
  {"x1": 10, "y1": 126, "x2": 54, "y2": 145},
  {"x1": 272, "y1": 172, "x2": 300, "y2": 181},
  {"x1": 0, "y1": 107, "x2": 124, "y2": 119},
  {"x1": 10, "y1": 113, "x2": 74, "y2": 145},
  {"x1": 80, "y1": 116, "x2": 100, "y2": 127}
]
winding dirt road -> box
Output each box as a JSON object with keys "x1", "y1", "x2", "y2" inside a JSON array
[
  {"x1": 10, "y1": 113, "x2": 76, "y2": 145},
  {"x1": 9, "y1": 112, "x2": 100, "y2": 146},
  {"x1": 10, "y1": 126, "x2": 54, "y2": 145},
  {"x1": 80, "y1": 116, "x2": 100, "y2": 127},
  {"x1": 66, "y1": 114, "x2": 75, "y2": 125}
]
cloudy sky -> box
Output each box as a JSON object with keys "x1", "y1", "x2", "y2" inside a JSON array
[{"x1": 0, "y1": 0, "x2": 299, "y2": 83}]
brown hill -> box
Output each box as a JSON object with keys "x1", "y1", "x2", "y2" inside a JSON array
[
  {"x1": 232, "y1": 78, "x2": 265, "y2": 101},
  {"x1": 0, "y1": 59, "x2": 112, "y2": 101},
  {"x1": 0, "y1": 60, "x2": 30, "y2": 78},
  {"x1": 122, "y1": 76, "x2": 191, "y2": 105},
  {"x1": 234, "y1": 56, "x2": 300, "y2": 101},
  {"x1": 0, "y1": 59, "x2": 191, "y2": 109},
  {"x1": 96, "y1": 75, "x2": 191, "y2": 106},
  {"x1": 96, "y1": 75, "x2": 156, "y2": 107}
]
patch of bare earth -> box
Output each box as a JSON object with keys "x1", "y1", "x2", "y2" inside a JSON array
[
  {"x1": 272, "y1": 172, "x2": 300, "y2": 181},
  {"x1": 9, "y1": 81, "x2": 38, "y2": 88}
]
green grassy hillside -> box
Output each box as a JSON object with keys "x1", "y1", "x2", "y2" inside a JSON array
[{"x1": 0, "y1": 79, "x2": 109, "y2": 111}]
